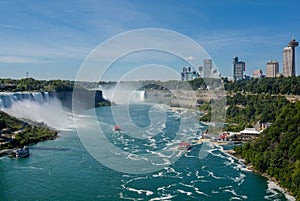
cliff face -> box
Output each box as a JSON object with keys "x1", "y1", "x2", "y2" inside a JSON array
[
  {"x1": 144, "y1": 89, "x2": 213, "y2": 108},
  {"x1": 49, "y1": 90, "x2": 108, "y2": 111}
]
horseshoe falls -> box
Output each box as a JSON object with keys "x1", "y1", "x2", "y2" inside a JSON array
[
  {"x1": 102, "y1": 89, "x2": 146, "y2": 104},
  {"x1": 0, "y1": 105, "x2": 294, "y2": 201}
]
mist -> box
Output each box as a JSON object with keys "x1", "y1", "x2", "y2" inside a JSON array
[
  {"x1": 101, "y1": 84, "x2": 145, "y2": 105},
  {"x1": 3, "y1": 98, "x2": 72, "y2": 130}
]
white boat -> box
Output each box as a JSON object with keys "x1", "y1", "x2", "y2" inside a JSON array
[{"x1": 14, "y1": 146, "x2": 29, "y2": 158}]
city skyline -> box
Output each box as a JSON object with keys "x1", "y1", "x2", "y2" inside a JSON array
[{"x1": 0, "y1": 1, "x2": 300, "y2": 81}]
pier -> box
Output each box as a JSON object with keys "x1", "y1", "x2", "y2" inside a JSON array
[{"x1": 0, "y1": 149, "x2": 12, "y2": 156}]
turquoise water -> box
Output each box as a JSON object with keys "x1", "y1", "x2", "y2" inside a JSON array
[{"x1": 0, "y1": 105, "x2": 293, "y2": 200}]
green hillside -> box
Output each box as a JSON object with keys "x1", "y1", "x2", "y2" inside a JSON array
[
  {"x1": 0, "y1": 111, "x2": 57, "y2": 149},
  {"x1": 234, "y1": 101, "x2": 300, "y2": 199}
]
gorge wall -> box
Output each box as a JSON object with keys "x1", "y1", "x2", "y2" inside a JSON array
[{"x1": 50, "y1": 89, "x2": 108, "y2": 111}]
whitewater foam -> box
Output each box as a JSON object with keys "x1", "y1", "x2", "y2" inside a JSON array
[
  {"x1": 177, "y1": 189, "x2": 193, "y2": 196},
  {"x1": 125, "y1": 187, "x2": 154, "y2": 196},
  {"x1": 223, "y1": 188, "x2": 247, "y2": 200},
  {"x1": 3, "y1": 99, "x2": 72, "y2": 130},
  {"x1": 265, "y1": 180, "x2": 296, "y2": 201},
  {"x1": 149, "y1": 194, "x2": 175, "y2": 201}
]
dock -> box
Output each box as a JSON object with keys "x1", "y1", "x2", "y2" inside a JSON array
[{"x1": 0, "y1": 149, "x2": 12, "y2": 156}]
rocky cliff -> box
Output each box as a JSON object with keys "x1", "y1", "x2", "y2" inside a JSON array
[{"x1": 49, "y1": 89, "x2": 109, "y2": 112}]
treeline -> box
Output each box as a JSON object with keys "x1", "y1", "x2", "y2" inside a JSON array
[
  {"x1": 0, "y1": 78, "x2": 74, "y2": 92},
  {"x1": 186, "y1": 76, "x2": 300, "y2": 95},
  {"x1": 2, "y1": 76, "x2": 300, "y2": 95},
  {"x1": 234, "y1": 101, "x2": 300, "y2": 200},
  {"x1": 223, "y1": 76, "x2": 300, "y2": 95}
]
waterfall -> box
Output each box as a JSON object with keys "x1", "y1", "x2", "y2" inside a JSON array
[
  {"x1": 0, "y1": 91, "x2": 71, "y2": 129},
  {"x1": 131, "y1": 90, "x2": 146, "y2": 102},
  {"x1": 102, "y1": 88, "x2": 146, "y2": 104},
  {"x1": 0, "y1": 92, "x2": 50, "y2": 108}
]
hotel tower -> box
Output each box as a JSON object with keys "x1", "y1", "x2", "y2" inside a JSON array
[{"x1": 283, "y1": 39, "x2": 298, "y2": 77}]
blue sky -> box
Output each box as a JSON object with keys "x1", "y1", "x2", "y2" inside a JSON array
[{"x1": 0, "y1": 0, "x2": 299, "y2": 80}]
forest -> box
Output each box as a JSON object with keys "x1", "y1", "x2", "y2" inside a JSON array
[
  {"x1": 224, "y1": 93, "x2": 289, "y2": 131},
  {"x1": 234, "y1": 101, "x2": 300, "y2": 200},
  {"x1": 199, "y1": 93, "x2": 290, "y2": 131},
  {"x1": 0, "y1": 78, "x2": 74, "y2": 92},
  {"x1": 223, "y1": 76, "x2": 300, "y2": 95}
]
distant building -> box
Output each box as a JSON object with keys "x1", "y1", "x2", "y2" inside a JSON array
[
  {"x1": 198, "y1": 66, "x2": 203, "y2": 76},
  {"x1": 181, "y1": 67, "x2": 199, "y2": 81},
  {"x1": 253, "y1": 69, "x2": 263, "y2": 79},
  {"x1": 203, "y1": 59, "x2": 212, "y2": 78},
  {"x1": 283, "y1": 47, "x2": 293, "y2": 76},
  {"x1": 255, "y1": 121, "x2": 272, "y2": 131},
  {"x1": 261, "y1": 122, "x2": 272, "y2": 130},
  {"x1": 283, "y1": 39, "x2": 298, "y2": 77},
  {"x1": 233, "y1": 56, "x2": 245, "y2": 81},
  {"x1": 266, "y1": 60, "x2": 279, "y2": 78},
  {"x1": 211, "y1": 69, "x2": 221, "y2": 78},
  {"x1": 240, "y1": 128, "x2": 261, "y2": 137}
]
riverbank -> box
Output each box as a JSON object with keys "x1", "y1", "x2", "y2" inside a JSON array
[
  {"x1": 0, "y1": 111, "x2": 58, "y2": 157},
  {"x1": 226, "y1": 150, "x2": 296, "y2": 201},
  {"x1": 192, "y1": 139, "x2": 296, "y2": 200}
]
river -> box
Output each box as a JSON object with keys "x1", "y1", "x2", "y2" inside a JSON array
[{"x1": 0, "y1": 105, "x2": 294, "y2": 200}]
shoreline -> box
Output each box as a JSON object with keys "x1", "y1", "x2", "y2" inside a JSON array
[
  {"x1": 223, "y1": 149, "x2": 296, "y2": 201},
  {"x1": 195, "y1": 140, "x2": 296, "y2": 200},
  {"x1": 0, "y1": 134, "x2": 58, "y2": 157},
  {"x1": 0, "y1": 116, "x2": 59, "y2": 157}
]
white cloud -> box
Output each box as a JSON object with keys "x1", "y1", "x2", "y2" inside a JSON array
[
  {"x1": 0, "y1": 56, "x2": 53, "y2": 64},
  {"x1": 184, "y1": 56, "x2": 196, "y2": 61}
]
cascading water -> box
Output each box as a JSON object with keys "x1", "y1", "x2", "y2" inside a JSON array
[
  {"x1": 0, "y1": 91, "x2": 71, "y2": 130},
  {"x1": 102, "y1": 88, "x2": 146, "y2": 104},
  {"x1": 0, "y1": 92, "x2": 50, "y2": 108},
  {"x1": 131, "y1": 90, "x2": 146, "y2": 102}
]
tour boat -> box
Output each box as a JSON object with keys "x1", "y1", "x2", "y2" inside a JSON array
[
  {"x1": 113, "y1": 125, "x2": 121, "y2": 131},
  {"x1": 177, "y1": 142, "x2": 191, "y2": 151},
  {"x1": 14, "y1": 146, "x2": 29, "y2": 158}
]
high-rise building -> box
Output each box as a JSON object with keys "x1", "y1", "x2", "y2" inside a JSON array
[
  {"x1": 181, "y1": 67, "x2": 199, "y2": 81},
  {"x1": 283, "y1": 47, "x2": 293, "y2": 76},
  {"x1": 203, "y1": 59, "x2": 212, "y2": 78},
  {"x1": 253, "y1": 69, "x2": 263, "y2": 79},
  {"x1": 233, "y1": 56, "x2": 245, "y2": 81},
  {"x1": 283, "y1": 39, "x2": 298, "y2": 77},
  {"x1": 266, "y1": 60, "x2": 279, "y2": 78}
]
